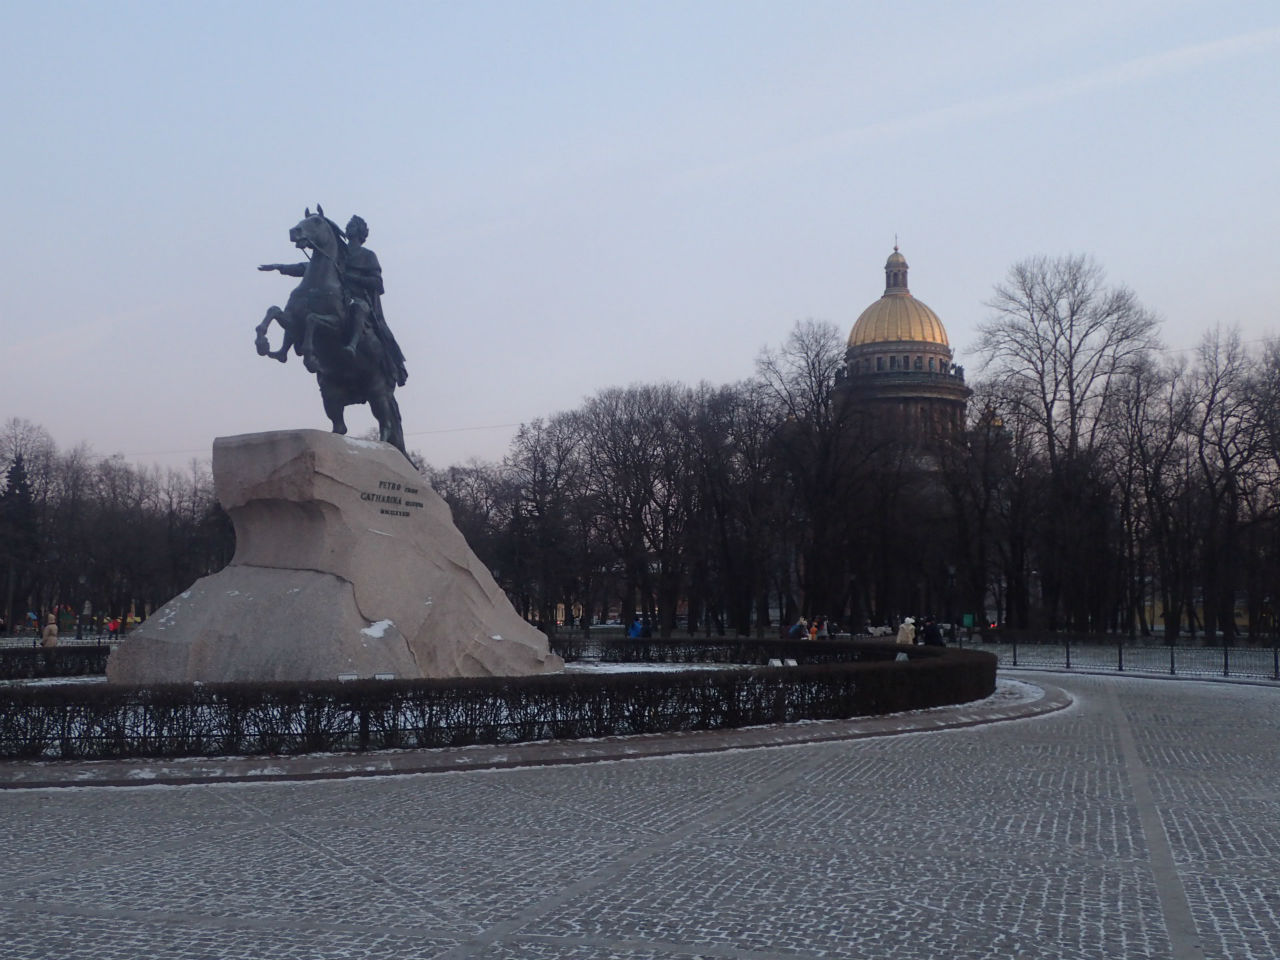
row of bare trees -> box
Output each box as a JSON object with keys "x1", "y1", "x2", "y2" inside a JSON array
[
  {"x1": 0, "y1": 419, "x2": 232, "y2": 635},
  {"x1": 962, "y1": 256, "x2": 1280, "y2": 639},
  {"x1": 4, "y1": 255, "x2": 1277, "y2": 641},
  {"x1": 432, "y1": 256, "x2": 1280, "y2": 641}
]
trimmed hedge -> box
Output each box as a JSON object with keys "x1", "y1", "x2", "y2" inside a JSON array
[{"x1": 0, "y1": 643, "x2": 995, "y2": 761}]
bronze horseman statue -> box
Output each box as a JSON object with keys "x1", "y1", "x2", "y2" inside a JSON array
[{"x1": 255, "y1": 206, "x2": 409, "y2": 456}]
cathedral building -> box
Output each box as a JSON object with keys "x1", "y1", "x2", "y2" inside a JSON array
[{"x1": 837, "y1": 246, "x2": 970, "y2": 441}]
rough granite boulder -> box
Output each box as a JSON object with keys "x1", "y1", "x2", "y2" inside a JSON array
[{"x1": 108, "y1": 430, "x2": 563, "y2": 683}]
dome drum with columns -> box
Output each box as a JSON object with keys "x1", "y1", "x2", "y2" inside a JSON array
[{"x1": 837, "y1": 246, "x2": 970, "y2": 440}]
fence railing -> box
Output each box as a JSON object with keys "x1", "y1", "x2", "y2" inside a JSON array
[
  {"x1": 0, "y1": 633, "x2": 119, "y2": 650},
  {"x1": 968, "y1": 632, "x2": 1280, "y2": 682},
  {"x1": 0, "y1": 646, "x2": 114, "y2": 681},
  {"x1": 549, "y1": 635, "x2": 898, "y2": 665},
  {"x1": 0, "y1": 644, "x2": 997, "y2": 760}
]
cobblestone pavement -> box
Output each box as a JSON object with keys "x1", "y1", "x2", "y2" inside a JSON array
[{"x1": 1, "y1": 673, "x2": 1277, "y2": 959}]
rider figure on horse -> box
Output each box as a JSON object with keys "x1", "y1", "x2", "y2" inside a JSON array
[
  {"x1": 342, "y1": 216, "x2": 408, "y2": 388},
  {"x1": 259, "y1": 214, "x2": 408, "y2": 388}
]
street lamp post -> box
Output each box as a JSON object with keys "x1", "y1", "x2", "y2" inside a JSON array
[{"x1": 76, "y1": 575, "x2": 87, "y2": 640}]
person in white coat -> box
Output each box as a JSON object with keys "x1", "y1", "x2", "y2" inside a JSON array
[{"x1": 895, "y1": 617, "x2": 916, "y2": 646}]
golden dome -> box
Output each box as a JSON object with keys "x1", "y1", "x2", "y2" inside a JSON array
[
  {"x1": 848, "y1": 247, "x2": 950, "y2": 348},
  {"x1": 849, "y1": 295, "x2": 949, "y2": 347}
]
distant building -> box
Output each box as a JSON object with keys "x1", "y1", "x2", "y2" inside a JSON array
[{"x1": 837, "y1": 246, "x2": 970, "y2": 442}]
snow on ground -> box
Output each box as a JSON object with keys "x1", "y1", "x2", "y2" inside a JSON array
[
  {"x1": 563, "y1": 661, "x2": 744, "y2": 674},
  {"x1": 977, "y1": 677, "x2": 1043, "y2": 707},
  {"x1": 1, "y1": 675, "x2": 109, "y2": 687}
]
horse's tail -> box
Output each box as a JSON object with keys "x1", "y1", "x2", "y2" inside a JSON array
[{"x1": 387, "y1": 394, "x2": 408, "y2": 459}]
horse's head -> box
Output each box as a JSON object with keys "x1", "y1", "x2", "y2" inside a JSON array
[{"x1": 288, "y1": 206, "x2": 342, "y2": 259}]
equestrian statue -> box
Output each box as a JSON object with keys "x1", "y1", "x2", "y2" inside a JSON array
[{"x1": 254, "y1": 206, "x2": 410, "y2": 457}]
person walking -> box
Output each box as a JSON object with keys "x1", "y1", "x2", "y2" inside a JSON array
[
  {"x1": 41, "y1": 613, "x2": 58, "y2": 648},
  {"x1": 921, "y1": 617, "x2": 944, "y2": 647},
  {"x1": 895, "y1": 617, "x2": 916, "y2": 646}
]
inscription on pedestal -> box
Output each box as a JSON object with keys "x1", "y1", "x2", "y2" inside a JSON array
[{"x1": 360, "y1": 478, "x2": 425, "y2": 519}]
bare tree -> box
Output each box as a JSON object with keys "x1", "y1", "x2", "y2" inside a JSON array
[
  {"x1": 978, "y1": 255, "x2": 1160, "y2": 472},
  {"x1": 504, "y1": 414, "x2": 591, "y2": 634},
  {"x1": 1186, "y1": 327, "x2": 1267, "y2": 640},
  {"x1": 976, "y1": 255, "x2": 1160, "y2": 629},
  {"x1": 578, "y1": 384, "x2": 695, "y2": 633},
  {"x1": 0, "y1": 418, "x2": 55, "y2": 480},
  {"x1": 756, "y1": 320, "x2": 853, "y2": 620}
]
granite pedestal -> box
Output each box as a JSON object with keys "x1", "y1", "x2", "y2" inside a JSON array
[{"x1": 108, "y1": 430, "x2": 562, "y2": 683}]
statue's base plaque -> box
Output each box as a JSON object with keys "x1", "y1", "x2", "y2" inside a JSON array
[{"x1": 108, "y1": 430, "x2": 563, "y2": 683}]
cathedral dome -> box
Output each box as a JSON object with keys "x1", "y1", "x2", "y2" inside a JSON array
[{"x1": 848, "y1": 247, "x2": 950, "y2": 348}]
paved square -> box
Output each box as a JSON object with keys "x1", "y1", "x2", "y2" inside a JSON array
[{"x1": 1, "y1": 673, "x2": 1276, "y2": 959}]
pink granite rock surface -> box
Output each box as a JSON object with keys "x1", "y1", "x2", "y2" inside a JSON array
[{"x1": 108, "y1": 430, "x2": 563, "y2": 683}]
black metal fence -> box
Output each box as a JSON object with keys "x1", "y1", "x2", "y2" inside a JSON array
[
  {"x1": 973, "y1": 631, "x2": 1280, "y2": 681},
  {"x1": 550, "y1": 635, "x2": 903, "y2": 665},
  {"x1": 0, "y1": 643, "x2": 996, "y2": 761},
  {"x1": 0, "y1": 646, "x2": 114, "y2": 682}
]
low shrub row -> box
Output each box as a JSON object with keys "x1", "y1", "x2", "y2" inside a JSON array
[{"x1": 0, "y1": 644, "x2": 995, "y2": 761}]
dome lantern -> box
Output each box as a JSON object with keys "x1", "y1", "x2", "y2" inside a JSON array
[
  {"x1": 847, "y1": 245, "x2": 949, "y2": 348},
  {"x1": 885, "y1": 244, "x2": 909, "y2": 295}
]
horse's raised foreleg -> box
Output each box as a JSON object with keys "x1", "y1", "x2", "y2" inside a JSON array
[
  {"x1": 254, "y1": 306, "x2": 287, "y2": 361},
  {"x1": 301, "y1": 313, "x2": 322, "y2": 373},
  {"x1": 301, "y1": 312, "x2": 343, "y2": 374}
]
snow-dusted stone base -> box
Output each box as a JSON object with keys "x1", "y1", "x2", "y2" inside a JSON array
[{"x1": 108, "y1": 430, "x2": 563, "y2": 683}]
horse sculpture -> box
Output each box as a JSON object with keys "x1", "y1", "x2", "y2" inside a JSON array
[{"x1": 254, "y1": 208, "x2": 407, "y2": 457}]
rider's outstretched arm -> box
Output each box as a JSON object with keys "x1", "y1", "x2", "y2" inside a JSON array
[{"x1": 258, "y1": 262, "x2": 308, "y2": 277}]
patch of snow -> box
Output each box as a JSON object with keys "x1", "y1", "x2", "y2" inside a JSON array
[
  {"x1": 342, "y1": 437, "x2": 386, "y2": 450},
  {"x1": 362, "y1": 619, "x2": 394, "y2": 639},
  {"x1": 980, "y1": 678, "x2": 1043, "y2": 707},
  {"x1": 154, "y1": 605, "x2": 181, "y2": 631},
  {"x1": 1, "y1": 676, "x2": 108, "y2": 687},
  {"x1": 563, "y1": 662, "x2": 745, "y2": 674},
  {"x1": 490, "y1": 635, "x2": 503, "y2": 641},
  {"x1": 368, "y1": 529, "x2": 393, "y2": 537},
  {"x1": 180, "y1": 591, "x2": 192, "y2": 599}
]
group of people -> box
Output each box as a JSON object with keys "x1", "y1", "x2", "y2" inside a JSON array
[
  {"x1": 785, "y1": 617, "x2": 835, "y2": 640},
  {"x1": 893, "y1": 616, "x2": 947, "y2": 647},
  {"x1": 5, "y1": 613, "x2": 130, "y2": 646}
]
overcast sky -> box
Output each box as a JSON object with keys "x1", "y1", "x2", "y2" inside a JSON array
[{"x1": 4, "y1": 1, "x2": 1277, "y2": 472}]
